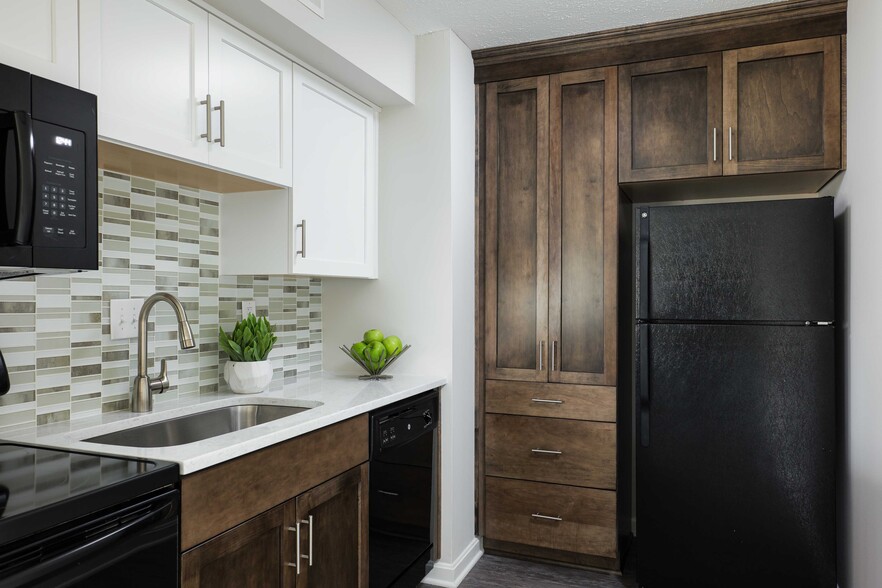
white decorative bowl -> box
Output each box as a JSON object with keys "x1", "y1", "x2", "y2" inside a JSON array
[{"x1": 224, "y1": 360, "x2": 273, "y2": 394}]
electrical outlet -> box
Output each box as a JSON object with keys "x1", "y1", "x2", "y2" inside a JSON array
[
  {"x1": 241, "y1": 300, "x2": 257, "y2": 318},
  {"x1": 110, "y1": 299, "x2": 144, "y2": 340}
]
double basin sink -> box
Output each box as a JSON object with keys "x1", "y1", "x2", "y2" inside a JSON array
[{"x1": 84, "y1": 403, "x2": 317, "y2": 448}]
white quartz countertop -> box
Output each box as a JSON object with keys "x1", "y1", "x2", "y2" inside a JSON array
[{"x1": 0, "y1": 372, "x2": 446, "y2": 475}]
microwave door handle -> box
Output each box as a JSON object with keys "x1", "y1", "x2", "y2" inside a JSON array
[{"x1": 10, "y1": 112, "x2": 34, "y2": 245}]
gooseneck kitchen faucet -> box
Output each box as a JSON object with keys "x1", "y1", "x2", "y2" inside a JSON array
[{"x1": 131, "y1": 293, "x2": 196, "y2": 412}]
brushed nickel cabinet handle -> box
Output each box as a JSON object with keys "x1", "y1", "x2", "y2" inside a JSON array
[
  {"x1": 303, "y1": 515, "x2": 313, "y2": 567},
  {"x1": 728, "y1": 127, "x2": 733, "y2": 161},
  {"x1": 531, "y1": 448, "x2": 562, "y2": 455},
  {"x1": 289, "y1": 523, "x2": 300, "y2": 573},
  {"x1": 531, "y1": 398, "x2": 563, "y2": 404},
  {"x1": 713, "y1": 128, "x2": 717, "y2": 162},
  {"x1": 199, "y1": 94, "x2": 212, "y2": 143},
  {"x1": 531, "y1": 513, "x2": 563, "y2": 522},
  {"x1": 378, "y1": 490, "x2": 400, "y2": 497},
  {"x1": 538, "y1": 340, "x2": 545, "y2": 372},
  {"x1": 213, "y1": 100, "x2": 226, "y2": 147},
  {"x1": 296, "y1": 219, "x2": 307, "y2": 258},
  {"x1": 551, "y1": 340, "x2": 557, "y2": 372}
]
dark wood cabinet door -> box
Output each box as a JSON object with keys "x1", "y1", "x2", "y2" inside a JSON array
[
  {"x1": 618, "y1": 53, "x2": 723, "y2": 182},
  {"x1": 181, "y1": 506, "x2": 285, "y2": 588},
  {"x1": 548, "y1": 68, "x2": 617, "y2": 385},
  {"x1": 485, "y1": 76, "x2": 550, "y2": 382},
  {"x1": 723, "y1": 37, "x2": 841, "y2": 175},
  {"x1": 286, "y1": 464, "x2": 369, "y2": 588}
]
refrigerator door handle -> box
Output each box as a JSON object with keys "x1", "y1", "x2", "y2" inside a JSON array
[
  {"x1": 638, "y1": 324, "x2": 650, "y2": 447},
  {"x1": 638, "y1": 210, "x2": 650, "y2": 319}
]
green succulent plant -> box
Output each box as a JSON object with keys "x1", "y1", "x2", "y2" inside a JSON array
[{"x1": 219, "y1": 314, "x2": 277, "y2": 362}]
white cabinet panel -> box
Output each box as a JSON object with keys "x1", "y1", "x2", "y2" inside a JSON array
[
  {"x1": 80, "y1": 0, "x2": 210, "y2": 164},
  {"x1": 291, "y1": 66, "x2": 377, "y2": 278},
  {"x1": 0, "y1": 0, "x2": 78, "y2": 86},
  {"x1": 207, "y1": 16, "x2": 292, "y2": 186}
]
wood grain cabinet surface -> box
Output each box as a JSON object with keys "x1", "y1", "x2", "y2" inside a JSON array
[
  {"x1": 619, "y1": 36, "x2": 841, "y2": 183},
  {"x1": 180, "y1": 418, "x2": 369, "y2": 587},
  {"x1": 484, "y1": 68, "x2": 618, "y2": 387}
]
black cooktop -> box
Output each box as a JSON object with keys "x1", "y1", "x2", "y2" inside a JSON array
[{"x1": 0, "y1": 443, "x2": 179, "y2": 545}]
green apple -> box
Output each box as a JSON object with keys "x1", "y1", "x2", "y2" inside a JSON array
[
  {"x1": 382, "y1": 335, "x2": 403, "y2": 357},
  {"x1": 364, "y1": 341, "x2": 387, "y2": 371},
  {"x1": 363, "y1": 329, "x2": 384, "y2": 344},
  {"x1": 351, "y1": 341, "x2": 367, "y2": 358}
]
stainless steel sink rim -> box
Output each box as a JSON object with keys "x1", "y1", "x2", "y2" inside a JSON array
[{"x1": 83, "y1": 404, "x2": 315, "y2": 448}]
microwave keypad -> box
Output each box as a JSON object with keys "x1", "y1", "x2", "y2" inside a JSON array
[{"x1": 32, "y1": 122, "x2": 86, "y2": 249}]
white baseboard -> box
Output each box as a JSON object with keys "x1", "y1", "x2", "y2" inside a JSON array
[{"x1": 421, "y1": 537, "x2": 483, "y2": 587}]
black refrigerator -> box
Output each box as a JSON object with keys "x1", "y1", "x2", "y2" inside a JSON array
[{"x1": 635, "y1": 197, "x2": 836, "y2": 588}]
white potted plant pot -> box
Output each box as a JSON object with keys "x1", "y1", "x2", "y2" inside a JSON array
[{"x1": 224, "y1": 360, "x2": 273, "y2": 394}]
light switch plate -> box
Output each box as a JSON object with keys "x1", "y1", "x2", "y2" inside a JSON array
[
  {"x1": 110, "y1": 299, "x2": 144, "y2": 340},
  {"x1": 241, "y1": 300, "x2": 256, "y2": 318}
]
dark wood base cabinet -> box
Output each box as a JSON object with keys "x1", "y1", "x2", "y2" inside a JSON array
[{"x1": 181, "y1": 417, "x2": 369, "y2": 588}]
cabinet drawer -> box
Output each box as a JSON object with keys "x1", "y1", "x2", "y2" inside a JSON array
[
  {"x1": 485, "y1": 380, "x2": 616, "y2": 422},
  {"x1": 485, "y1": 477, "x2": 617, "y2": 559},
  {"x1": 485, "y1": 414, "x2": 615, "y2": 489}
]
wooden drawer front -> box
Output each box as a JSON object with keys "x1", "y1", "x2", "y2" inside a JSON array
[
  {"x1": 485, "y1": 414, "x2": 615, "y2": 489},
  {"x1": 485, "y1": 476, "x2": 617, "y2": 558},
  {"x1": 485, "y1": 380, "x2": 616, "y2": 422},
  {"x1": 182, "y1": 415, "x2": 368, "y2": 550}
]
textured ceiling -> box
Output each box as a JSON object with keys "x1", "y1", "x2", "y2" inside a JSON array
[{"x1": 376, "y1": 0, "x2": 786, "y2": 50}]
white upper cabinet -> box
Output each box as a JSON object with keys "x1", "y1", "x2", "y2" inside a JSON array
[
  {"x1": 291, "y1": 65, "x2": 377, "y2": 278},
  {"x1": 220, "y1": 66, "x2": 378, "y2": 279},
  {"x1": 0, "y1": 0, "x2": 79, "y2": 86},
  {"x1": 207, "y1": 16, "x2": 292, "y2": 187},
  {"x1": 80, "y1": 0, "x2": 210, "y2": 165},
  {"x1": 80, "y1": 0, "x2": 293, "y2": 186}
]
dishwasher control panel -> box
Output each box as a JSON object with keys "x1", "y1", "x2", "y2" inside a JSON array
[{"x1": 371, "y1": 390, "x2": 438, "y2": 454}]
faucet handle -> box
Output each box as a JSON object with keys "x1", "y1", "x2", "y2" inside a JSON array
[{"x1": 148, "y1": 359, "x2": 170, "y2": 394}]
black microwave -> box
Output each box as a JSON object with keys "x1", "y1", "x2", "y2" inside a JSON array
[{"x1": 0, "y1": 63, "x2": 97, "y2": 279}]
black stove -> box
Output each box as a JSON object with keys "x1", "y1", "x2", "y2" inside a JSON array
[{"x1": 0, "y1": 443, "x2": 180, "y2": 587}]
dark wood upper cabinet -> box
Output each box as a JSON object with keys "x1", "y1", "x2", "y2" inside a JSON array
[
  {"x1": 549, "y1": 68, "x2": 618, "y2": 386},
  {"x1": 618, "y1": 54, "x2": 723, "y2": 183},
  {"x1": 485, "y1": 71, "x2": 617, "y2": 385},
  {"x1": 620, "y1": 37, "x2": 841, "y2": 184},
  {"x1": 485, "y1": 77, "x2": 549, "y2": 382},
  {"x1": 723, "y1": 36, "x2": 841, "y2": 175}
]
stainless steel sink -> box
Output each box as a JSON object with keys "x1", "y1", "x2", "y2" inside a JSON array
[{"x1": 83, "y1": 404, "x2": 315, "y2": 447}]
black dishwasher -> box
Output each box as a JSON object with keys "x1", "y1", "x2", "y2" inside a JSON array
[{"x1": 370, "y1": 390, "x2": 438, "y2": 588}]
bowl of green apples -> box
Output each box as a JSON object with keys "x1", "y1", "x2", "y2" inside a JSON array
[{"x1": 340, "y1": 329, "x2": 410, "y2": 380}]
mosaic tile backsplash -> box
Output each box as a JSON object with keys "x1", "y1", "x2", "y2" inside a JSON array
[{"x1": 0, "y1": 171, "x2": 322, "y2": 432}]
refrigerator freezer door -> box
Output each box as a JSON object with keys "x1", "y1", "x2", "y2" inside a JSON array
[
  {"x1": 637, "y1": 198, "x2": 834, "y2": 322},
  {"x1": 636, "y1": 323, "x2": 835, "y2": 588}
]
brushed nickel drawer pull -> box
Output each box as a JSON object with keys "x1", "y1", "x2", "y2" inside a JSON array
[
  {"x1": 531, "y1": 513, "x2": 563, "y2": 522},
  {"x1": 302, "y1": 515, "x2": 313, "y2": 567},
  {"x1": 728, "y1": 127, "x2": 734, "y2": 161},
  {"x1": 199, "y1": 94, "x2": 212, "y2": 143},
  {"x1": 713, "y1": 127, "x2": 718, "y2": 162},
  {"x1": 531, "y1": 398, "x2": 563, "y2": 404},
  {"x1": 213, "y1": 99, "x2": 226, "y2": 147},
  {"x1": 531, "y1": 448, "x2": 562, "y2": 455}
]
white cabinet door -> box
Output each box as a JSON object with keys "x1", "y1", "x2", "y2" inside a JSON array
[
  {"x1": 0, "y1": 0, "x2": 78, "y2": 86},
  {"x1": 207, "y1": 16, "x2": 292, "y2": 187},
  {"x1": 291, "y1": 66, "x2": 378, "y2": 278},
  {"x1": 80, "y1": 0, "x2": 210, "y2": 164}
]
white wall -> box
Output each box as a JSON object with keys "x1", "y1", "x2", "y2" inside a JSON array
[
  {"x1": 203, "y1": 0, "x2": 415, "y2": 105},
  {"x1": 323, "y1": 29, "x2": 480, "y2": 585},
  {"x1": 834, "y1": 1, "x2": 882, "y2": 586}
]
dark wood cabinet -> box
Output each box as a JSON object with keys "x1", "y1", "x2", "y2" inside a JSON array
[
  {"x1": 723, "y1": 36, "x2": 841, "y2": 175},
  {"x1": 619, "y1": 37, "x2": 841, "y2": 183},
  {"x1": 284, "y1": 464, "x2": 369, "y2": 588},
  {"x1": 180, "y1": 417, "x2": 369, "y2": 588},
  {"x1": 182, "y1": 506, "x2": 286, "y2": 588},
  {"x1": 485, "y1": 68, "x2": 617, "y2": 386},
  {"x1": 618, "y1": 54, "x2": 723, "y2": 182}
]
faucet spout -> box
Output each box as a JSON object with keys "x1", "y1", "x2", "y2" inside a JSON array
[{"x1": 131, "y1": 293, "x2": 197, "y2": 412}]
